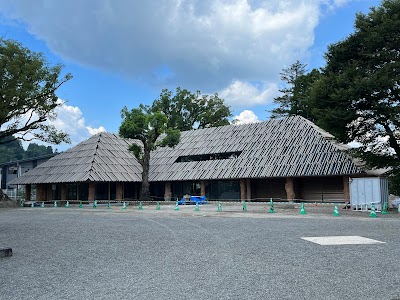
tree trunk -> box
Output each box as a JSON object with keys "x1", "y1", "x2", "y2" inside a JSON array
[
  {"x1": 141, "y1": 145, "x2": 151, "y2": 201},
  {"x1": 0, "y1": 189, "x2": 11, "y2": 201}
]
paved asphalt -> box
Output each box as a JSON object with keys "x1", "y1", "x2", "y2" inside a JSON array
[{"x1": 1, "y1": 204, "x2": 399, "y2": 300}]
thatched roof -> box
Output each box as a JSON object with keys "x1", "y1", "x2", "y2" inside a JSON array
[
  {"x1": 10, "y1": 132, "x2": 142, "y2": 184},
  {"x1": 11, "y1": 116, "x2": 368, "y2": 185},
  {"x1": 149, "y1": 116, "x2": 366, "y2": 181}
]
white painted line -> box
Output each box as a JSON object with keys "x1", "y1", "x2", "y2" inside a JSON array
[{"x1": 301, "y1": 236, "x2": 385, "y2": 245}]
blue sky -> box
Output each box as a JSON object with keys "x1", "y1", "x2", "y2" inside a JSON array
[{"x1": 0, "y1": 0, "x2": 381, "y2": 150}]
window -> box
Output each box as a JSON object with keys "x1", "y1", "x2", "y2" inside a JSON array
[{"x1": 175, "y1": 151, "x2": 242, "y2": 163}]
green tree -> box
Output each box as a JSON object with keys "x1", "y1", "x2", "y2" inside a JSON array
[
  {"x1": 309, "y1": 0, "x2": 400, "y2": 191},
  {"x1": 151, "y1": 87, "x2": 232, "y2": 131},
  {"x1": 119, "y1": 104, "x2": 180, "y2": 201},
  {"x1": 271, "y1": 60, "x2": 307, "y2": 118},
  {"x1": 0, "y1": 38, "x2": 72, "y2": 145},
  {"x1": 24, "y1": 143, "x2": 53, "y2": 158},
  {"x1": 0, "y1": 136, "x2": 25, "y2": 164}
]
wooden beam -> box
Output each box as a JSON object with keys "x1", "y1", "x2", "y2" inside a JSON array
[
  {"x1": 36, "y1": 184, "x2": 46, "y2": 201},
  {"x1": 246, "y1": 179, "x2": 251, "y2": 201},
  {"x1": 46, "y1": 184, "x2": 52, "y2": 201},
  {"x1": 240, "y1": 179, "x2": 246, "y2": 202},
  {"x1": 200, "y1": 180, "x2": 206, "y2": 196},
  {"x1": 343, "y1": 176, "x2": 350, "y2": 202},
  {"x1": 164, "y1": 182, "x2": 172, "y2": 201},
  {"x1": 285, "y1": 177, "x2": 295, "y2": 201},
  {"x1": 25, "y1": 184, "x2": 31, "y2": 201},
  {"x1": 116, "y1": 182, "x2": 123, "y2": 200},
  {"x1": 60, "y1": 184, "x2": 67, "y2": 201},
  {"x1": 88, "y1": 182, "x2": 95, "y2": 201}
]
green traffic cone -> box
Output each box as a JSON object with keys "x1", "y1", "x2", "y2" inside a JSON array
[
  {"x1": 79, "y1": 201, "x2": 82, "y2": 208},
  {"x1": 93, "y1": 200, "x2": 97, "y2": 208},
  {"x1": 108, "y1": 201, "x2": 111, "y2": 209},
  {"x1": 122, "y1": 202, "x2": 127, "y2": 210},
  {"x1": 242, "y1": 201, "x2": 247, "y2": 212},
  {"x1": 65, "y1": 201, "x2": 70, "y2": 208},
  {"x1": 217, "y1": 202, "x2": 222, "y2": 212},
  {"x1": 269, "y1": 198, "x2": 275, "y2": 213},
  {"x1": 300, "y1": 202, "x2": 307, "y2": 215},
  {"x1": 138, "y1": 201, "x2": 143, "y2": 210},
  {"x1": 54, "y1": 201, "x2": 57, "y2": 208},
  {"x1": 194, "y1": 203, "x2": 199, "y2": 211},
  {"x1": 381, "y1": 202, "x2": 388, "y2": 214},
  {"x1": 156, "y1": 201, "x2": 161, "y2": 210},
  {"x1": 174, "y1": 200, "x2": 180, "y2": 211},
  {"x1": 369, "y1": 203, "x2": 377, "y2": 218},
  {"x1": 41, "y1": 202, "x2": 44, "y2": 208},
  {"x1": 333, "y1": 204, "x2": 340, "y2": 216}
]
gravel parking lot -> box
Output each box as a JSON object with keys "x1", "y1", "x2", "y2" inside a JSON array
[{"x1": 1, "y1": 204, "x2": 400, "y2": 300}]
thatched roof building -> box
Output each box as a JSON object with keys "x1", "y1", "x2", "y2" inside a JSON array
[{"x1": 11, "y1": 116, "x2": 376, "y2": 202}]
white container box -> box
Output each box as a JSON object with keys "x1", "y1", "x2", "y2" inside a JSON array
[{"x1": 349, "y1": 177, "x2": 388, "y2": 211}]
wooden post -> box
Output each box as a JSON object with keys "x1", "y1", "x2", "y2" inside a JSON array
[
  {"x1": 285, "y1": 177, "x2": 295, "y2": 201},
  {"x1": 343, "y1": 176, "x2": 350, "y2": 203},
  {"x1": 246, "y1": 179, "x2": 251, "y2": 201},
  {"x1": 116, "y1": 182, "x2": 123, "y2": 200},
  {"x1": 36, "y1": 184, "x2": 46, "y2": 201},
  {"x1": 240, "y1": 179, "x2": 246, "y2": 202},
  {"x1": 46, "y1": 184, "x2": 52, "y2": 201},
  {"x1": 60, "y1": 184, "x2": 67, "y2": 201},
  {"x1": 25, "y1": 184, "x2": 31, "y2": 201},
  {"x1": 200, "y1": 180, "x2": 206, "y2": 196},
  {"x1": 164, "y1": 182, "x2": 172, "y2": 201},
  {"x1": 88, "y1": 182, "x2": 95, "y2": 201}
]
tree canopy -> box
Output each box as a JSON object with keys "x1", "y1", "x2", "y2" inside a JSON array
[
  {"x1": 311, "y1": 0, "x2": 400, "y2": 172},
  {"x1": 119, "y1": 104, "x2": 181, "y2": 201},
  {"x1": 151, "y1": 87, "x2": 232, "y2": 131},
  {"x1": 271, "y1": 0, "x2": 400, "y2": 192},
  {"x1": 0, "y1": 137, "x2": 24, "y2": 164},
  {"x1": 0, "y1": 138, "x2": 54, "y2": 164},
  {"x1": 0, "y1": 38, "x2": 72, "y2": 145}
]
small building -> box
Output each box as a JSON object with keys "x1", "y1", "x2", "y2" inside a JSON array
[
  {"x1": 10, "y1": 116, "x2": 380, "y2": 202},
  {"x1": 1, "y1": 154, "x2": 56, "y2": 193}
]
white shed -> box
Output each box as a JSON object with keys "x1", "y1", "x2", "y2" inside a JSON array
[{"x1": 350, "y1": 177, "x2": 388, "y2": 211}]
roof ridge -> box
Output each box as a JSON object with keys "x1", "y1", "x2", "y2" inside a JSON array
[{"x1": 87, "y1": 132, "x2": 103, "y2": 181}]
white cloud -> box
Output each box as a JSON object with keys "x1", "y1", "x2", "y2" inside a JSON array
[
  {"x1": 219, "y1": 80, "x2": 279, "y2": 108},
  {"x1": 0, "y1": 0, "x2": 333, "y2": 91},
  {"x1": 86, "y1": 126, "x2": 106, "y2": 135},
  {"x1": 50, "y1": 101, "x2": 106, "y2": 147},
  {"x1": 5, "y1": 100, "x2": 106, "y2": 150},
  {"x1": 233, "y1": 110, "x2": 260, "y2": 124}
]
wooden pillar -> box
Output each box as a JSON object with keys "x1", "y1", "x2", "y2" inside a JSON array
[
  {"x1": 200, "y1": 180, "x2": 206, "y2": 196},
  {"x1": 25, "y1": 184, "x2": 31, "y2": 201},
  {"x1": 46, "y1": 184, "x2": 52, "y2": 201},
  {"x1": 135, "y1": 183, "x2": 139, "y2": 200},
  {"x1": 116, "y1": 182, "x2": 123, "y2": 200},
  {"x1": 343, "y1": 176, "x2": 350, "y2": 203},
  {"x1": 246, "y1": 179, "x2": 251, "y2": 201},
  {"x1": 36, "y1": 184, "x2": 46, "y2": 201},
  {"x1": 240, "y1": 179, "x2": 246, "y2": 202},
  {"x1": 60, "y1": 184, "x2": 67, "y2": 201},
  {"x1": 285, "y1": 177, "x2": 295, "y2": 201},
  {"x1": 164, "y1": 182, "x2": 172, "y2": 201},
  {"x1": 88, "y1": 182, "x2": 95, "y2": 201}
]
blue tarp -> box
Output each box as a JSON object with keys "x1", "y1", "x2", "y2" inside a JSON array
[{"x1": 178, "y1": 195, "x2": 208, "y2": 205}]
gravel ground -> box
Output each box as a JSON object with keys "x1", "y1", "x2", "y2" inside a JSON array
[{"x1": 1, "y1": 203, "x2": 400, "y2": 300}]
